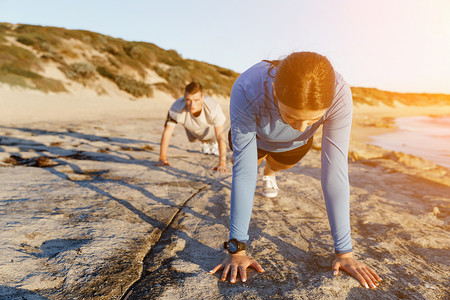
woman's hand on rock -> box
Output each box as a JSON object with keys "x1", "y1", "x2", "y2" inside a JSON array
[
  {"x1": 332, "y1": 252, "x2": 382, "y2": 289},
  {"x1": 211, "y1": 164, "x2": 227, "y2": 172},
  {"x1": 210, "y1": 251, "x2": 264, "y2": 283}
]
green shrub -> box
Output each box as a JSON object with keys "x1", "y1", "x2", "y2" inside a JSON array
[
  {"x1": 0, "y1": 68, "x2": 66, "y2": 93},
  {"x1": 72, "y1": 62, "x2": 94, "y2": 77},
  {"x1": 32, "y1": 77, "x2": 67, "y2": 93},
  {"x1": 107, "y1": 57, "x2": 120, "y2": 68},
  {"x1": 0, "y1": 49, "x2": 42, "y2": 78},
  {"x1": 64, "y1": 29, "x2": 106, "y2": 46},
  {"x1": 0, "y1": 23, "x2": 10, "y2": 42},
  {"x1": 60, "y1": 62, "x2": 95, "y2": 80},
  {"x1": 0, "y1": 32, "x2": 6, "y2": 43},
  {"x1": 96, "y1": 65, "x2": 153, "y2": 97},
  {"x1": 103, "y1": 44, "x2": 120, "y2": 55},
  {"x1": 40, "y1": 51, "x2": 64, "y2": 64},
  {"x1": 0, "y1": 72, "x2": 28, "y2": 88},
  {"x1": 1, "y1": 64, "x2": 42, "y2": 79},
  {"x1": 153, "y1": 65, "x2": 168, "y2": 80},
  {"x1": 153, "y1": 82, "x2": 181, "y2": 98},
  {"x1": 167, "y1": 66, "x2": 190, "y2": 86},
  {"x1": 217, "y1": 68, "x2": 235, "y2": 77},
  {"x1": 0, "y1": 44, "x2": 38, "y2": 62},
  {"x1": 115, "y1": 75, "x2": 153, "y2": 98},
  {"x1": 0, "y1": 23, "x2": 10, "y2": 32},
  {"x1": 15, "y1": 25, "x2": 62, "y2": 49},
  {"x1": 157, "y1": 49, "x2": 183, "y2": 66},
  {"x1": 124, "y1": 44, "x2": 155, "y2": 63},
  {"x1": 96, "y1": 66, "x2": 116, "y2": 80},
  {"x1": 17, "y1": 36, "x2": 36, "y2": 46}
]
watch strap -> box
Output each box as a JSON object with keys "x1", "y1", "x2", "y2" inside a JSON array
[{"x1": 224, "y1": 238, "x2": 246, "y2": 254}]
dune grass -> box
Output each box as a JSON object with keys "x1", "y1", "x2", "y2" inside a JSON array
[
  {"x1": 97, "y1": 66, "x2": 153, "y2": 98},
  {"x1": 0, "y1": 43, "x2": 66, "y2": 92},
  {"x1": 1, "y1": 23, "x2": 448, "y2": 103},
  {"x1": 0, "y1": 23, "x2": 239, "y2": 97}
]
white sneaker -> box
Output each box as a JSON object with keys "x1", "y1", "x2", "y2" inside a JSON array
[
  {"x1": 210, "y1": 142, "x2": 219, "y2": 156},
  {"x1": 262, "y1": 175, "x2": 279, "y2": 198},
  {"x1": 202, "y1": 143, "x2": 211, "y2": 155}
]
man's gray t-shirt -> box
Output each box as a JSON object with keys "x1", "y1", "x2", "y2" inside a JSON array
[{"x1": 167, "y1": 96, "x2": 226, "y2": 142}]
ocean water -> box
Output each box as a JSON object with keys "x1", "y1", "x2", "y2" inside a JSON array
[{"x1": 369, "y1": 116, "x2": 450, "y2": 169}]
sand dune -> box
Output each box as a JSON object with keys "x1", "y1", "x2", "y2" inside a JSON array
[{"x1": 0, "y1": 87, "x2": 449, "y2": 299}]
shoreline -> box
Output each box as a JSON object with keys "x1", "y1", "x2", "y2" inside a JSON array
[
  {"x1": 352, "y1": 103, "x2": 450, "y2": 142},
  {"x1": 367, "y1": 115, "x2": 450, "y2": 169},
  {"x1": 351, "y1": 103, "x2": 450, "y2": 172}
]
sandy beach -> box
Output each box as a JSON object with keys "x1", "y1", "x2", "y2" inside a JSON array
[{"x1": 0, "y1": 87, "x2": 449, "y2": 299}]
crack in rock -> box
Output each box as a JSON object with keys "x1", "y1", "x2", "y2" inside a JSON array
[{"x1": 120, "y1": 184, "x2": 209, "y2": 300}]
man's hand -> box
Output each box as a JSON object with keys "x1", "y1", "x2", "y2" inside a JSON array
[
  {"x1": 209, "y1": 251, "x2": 264, "y2": 283},
  {"x1": 157, "y1": 159, "x2": 171, "y2": 167},
  {"x1": 332, "y1": 252, "x2": 382, "y2": 289},
  {"x1": 211, "y1": 163, "x2": 227, "y2": 172}
]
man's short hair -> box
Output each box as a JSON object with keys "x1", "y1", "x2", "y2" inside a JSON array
[{"x1": 185, "y1": 81, "x2": 203, "y2": 95}]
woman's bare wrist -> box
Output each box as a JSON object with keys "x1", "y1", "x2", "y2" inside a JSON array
[
  {"x1": 335, "y1": 251, "x2": 353, "y2": 258},
  {"x1": 231, "y1": 250, "x2": 247, "y2": 256}
]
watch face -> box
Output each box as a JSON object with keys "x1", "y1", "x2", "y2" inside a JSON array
[{"x1": 228, "y1": 241, "x2": 238, "y2": 253}]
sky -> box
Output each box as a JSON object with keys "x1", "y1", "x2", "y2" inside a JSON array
[{"x1": 1, "y1": 0, "x2": 450, "y2": 94}]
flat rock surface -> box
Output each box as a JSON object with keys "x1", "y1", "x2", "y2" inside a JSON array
[{"x1": 0, "y1": 115, "x2": 449, "y2": 299}]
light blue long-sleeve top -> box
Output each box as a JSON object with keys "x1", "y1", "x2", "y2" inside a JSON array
[{"x1": 229, "y1": 61, "x2": 353, "y2": 254}]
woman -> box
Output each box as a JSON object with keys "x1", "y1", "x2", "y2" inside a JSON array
[{"x1": 210, "y1": 52, "x2": 382, "y2": 288}]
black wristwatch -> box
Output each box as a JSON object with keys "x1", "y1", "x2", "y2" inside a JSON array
[{"x1": 224, "y1": 238, "x2": 246, "y2": 254}]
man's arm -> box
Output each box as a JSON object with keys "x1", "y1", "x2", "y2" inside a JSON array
[
  {"x1": 212, "y1": 124, "x2": 227, "y2": 172},
  {"x1": 158, "y1": 123, "x2": 176, "y2": 166}
]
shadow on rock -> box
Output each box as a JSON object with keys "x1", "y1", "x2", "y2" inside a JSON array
[
  {"x1": 0, "y1": 285, "x2": 49, "y2": 300},
  {"x1": 19, "y1": 238, "x2": 91, "y2": 259}
]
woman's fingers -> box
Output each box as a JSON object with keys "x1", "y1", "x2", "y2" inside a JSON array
[
  {"x1": 250, "y1": 260, "x2": 265, "y2": 272},
  {"x1": 332, "y1": 260, "x2": 341, "y2": 276},
  {"x1": 230, "y1": 266, "x2": 238, "y2": 283},
  {"x1": 221, "y1": 264, "x2": 230, "y2": 281},
  {"x1": 209, "y1": 264, "x2": 223, "y2": 274},
  {"x1": 211, "y1": 254, "x2": 264, "y2": 283},
  {"x1": 367, "y1": 265, "x2": 382, "y2": 282},
  {"x1": 347, "y1": 266, "x2": 369, "y2": 288},
  {"x1": 362, "y1": 266, "x2": 379, "y2": 287},
  {"x1": 358, "y1": 267, "x2": 376, "y2": 288},
  {"x1": 353, "y1": 264, "x2": 381, "y2": 288},
  {"x1": 333, "y1": 254, "x2": 382, "y2": 289},
  {"x1": 346, "y1": 265, "x2": 378, "y2": 289},
  {"x1": 238, "y1": 266, "x2": 247, "y2": 282}
]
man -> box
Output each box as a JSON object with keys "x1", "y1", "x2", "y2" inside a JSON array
[{"x1": 157, "y1": 81, "x2": 228, "y2": 172}]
